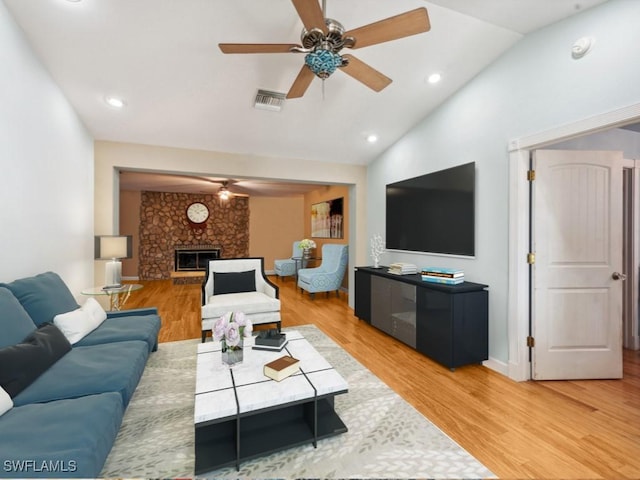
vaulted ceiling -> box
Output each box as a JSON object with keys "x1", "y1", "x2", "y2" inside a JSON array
[{"x1": 4, "y1": 0, "x2": 610, "y2": 194}]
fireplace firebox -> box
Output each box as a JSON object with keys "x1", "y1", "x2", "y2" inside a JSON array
[{"x1": 174, "y1": 245, "x2": 221, "y2": 271}]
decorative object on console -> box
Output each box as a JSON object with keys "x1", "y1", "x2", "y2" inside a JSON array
[
  {"x1": 263, "y1": 355, "x2": 300, "y2": 382},
  {"x1": 388, "y1": 263, "x2": 417, "y2": 275},
  {"x1": 212, "y1": 311, "x2": 253, "y2": 367},
  {"x1": 94, "y1": 235, "x2": 133, "y2": 288},
  {"x1": 370, "y1": 233, "x2": 385, "y2": 268}
]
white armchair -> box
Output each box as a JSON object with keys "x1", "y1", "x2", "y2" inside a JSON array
[{"x1": 201, "y1": 258, "x2": 281, "y2": 342}]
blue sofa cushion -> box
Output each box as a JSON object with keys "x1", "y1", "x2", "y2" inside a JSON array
[
  {"x1": 213, "y1": 270, "x2": 256, "y2": 295},
  {"x1": 0, "y1": 287, "x2": 36, "y2": 349},
  {"x1": 12, "y1": 340, "x2": 148, "y2": 408},
  {"x1": 0, "y1": 323, "x2": 71, "y2": 398},
  {"x1": 74, "y1": 313, "x2": 161, "y2": 352},
  {"x1": 1, "y1": 272, "x2": 79, "y2": 326},
  {"x1": 0, "y1": 392, "x2": 124, "y2": 478}
]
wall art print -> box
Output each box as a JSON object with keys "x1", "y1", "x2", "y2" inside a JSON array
[{"x1": 311, "y1": 197, "x2": 343, "y2": 238}]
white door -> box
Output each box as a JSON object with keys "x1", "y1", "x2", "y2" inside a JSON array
[{"x1": 532, "y1": 149, "x2": 624, "y2": 380}]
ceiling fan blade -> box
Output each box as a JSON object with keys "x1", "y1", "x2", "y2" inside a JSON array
[
  {"x1": 286, "y1": 65, "x2": 315, "y2": 99},
  {"x1": 291, "y1": 0, "x2": 327, "y2": 34},
  {"x1": 340, "y1": 54, "x2": 392, "y2": 92},
  {"x1": 344, "y1": 7, "x2": 430, "y2": 49},
  {"x1": 219, "y1": 43, "x2": 301, "y2": 54}
]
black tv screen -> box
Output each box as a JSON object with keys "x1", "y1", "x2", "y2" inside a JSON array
[{"x1": 386, "y1": 162, "x2": 475, "y2": 256}]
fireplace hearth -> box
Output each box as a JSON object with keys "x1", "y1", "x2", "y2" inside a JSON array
[{"x1": 174, "y1": 245, "x2": 221, "y2": 271}]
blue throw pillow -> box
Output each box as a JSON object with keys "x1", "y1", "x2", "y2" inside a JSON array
[
  {"x1": 213, "y1": 270, "x2": 256, "y2": 295},
  {"x1": 0, "y1": 287, "x2": 37, "y2": 349},
  {"x1": 0, "y1": 323, "x2": 71, "y2": 398},
  {"x1": 1, "y1": 272, "x2": 79, "y2": 326}
]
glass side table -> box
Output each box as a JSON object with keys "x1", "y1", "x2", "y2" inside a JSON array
[
  {"x1": 292, "y1": 257, "x2": 321, "y2": 280},
  {"x1": 81, "y1": 284, "x2": 143, "y2": 311}
]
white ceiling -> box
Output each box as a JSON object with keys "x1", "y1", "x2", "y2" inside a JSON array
[{"x1": 4, "y1": 0, "x2": 610, "y2": 194}]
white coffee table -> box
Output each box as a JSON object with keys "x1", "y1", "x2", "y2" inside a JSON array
[{"x1": 194, "y1": 330, "x2": 348, "y2": 474}]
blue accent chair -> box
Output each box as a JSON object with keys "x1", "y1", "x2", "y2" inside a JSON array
[
  {"x1": 274, "y1": 241, "x2": 301, "y2": 280},
  {"x1": 297, "y1": 244, "x2": 348, "y2": 299}
]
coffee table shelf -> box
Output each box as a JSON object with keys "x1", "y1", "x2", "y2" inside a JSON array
[{"x1": 194, "y1": 331, "x2": 348, "y2": 474}]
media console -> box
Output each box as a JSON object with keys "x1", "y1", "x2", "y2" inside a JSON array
[{"x1": 355, "y1": 266, "x2": 488, "y2": 371}]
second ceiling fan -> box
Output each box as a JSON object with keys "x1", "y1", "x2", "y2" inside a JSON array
[{"x1": 219, "y1": 0, "x2": 431, "y2": 99}]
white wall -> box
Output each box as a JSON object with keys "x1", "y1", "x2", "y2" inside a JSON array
[
  {"x1": 368, "y1": 0, "x2": 640, "y2": 366},
  {"x1": 551, "y1": 128, "x2": 640, "y2": 158},
  {"x1": 0, "y1": 2, "x2": 94, "y2": 295}
]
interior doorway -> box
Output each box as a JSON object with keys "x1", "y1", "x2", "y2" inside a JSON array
[{"x1": 507, "y1": 103, "x2": 640, "y2": 382}]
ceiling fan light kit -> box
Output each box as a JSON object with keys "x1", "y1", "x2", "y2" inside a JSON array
[{"x1": 218, "y1": 1, "x2": 431, "y2": 99}]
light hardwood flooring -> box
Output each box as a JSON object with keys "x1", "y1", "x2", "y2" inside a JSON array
[{"x1": 123, "y1": 278, "x2": 640, "y2": 479}]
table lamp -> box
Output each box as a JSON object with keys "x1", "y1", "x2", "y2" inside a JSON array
[{"x1": 95, "y1": 235, "x2": 133, "y2": 288}]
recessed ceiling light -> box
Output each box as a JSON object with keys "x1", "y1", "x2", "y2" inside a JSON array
[
  {"x1": 366, "y1": 134, "x2": 378, "y2": 143},
  {"x1": 65, "y1": 0, "x2": 82, "y2": 3},
  {"x1": 427, "y1": 73, "x2": 442, "y2": 84},
  {"x1": 105, "y1": 96, "x2": 126, "y2": 108}
]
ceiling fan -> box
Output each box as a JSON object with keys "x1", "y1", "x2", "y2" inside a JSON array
[{"x1": 218, "y1": 0, "x2": 431, "y2": 99}]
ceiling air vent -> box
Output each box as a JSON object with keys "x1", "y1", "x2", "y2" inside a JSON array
[{"x1": 254, "y1": 89, "x2": 286, "y2": 112}]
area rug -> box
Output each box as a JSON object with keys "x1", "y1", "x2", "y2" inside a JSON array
[{"x1": 101, "y1": 325, "x2": 495, "y2": 479}]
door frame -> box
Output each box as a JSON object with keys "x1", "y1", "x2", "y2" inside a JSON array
[{"x1": 507, "y1": 103, "x2": 640, "y2": 381}]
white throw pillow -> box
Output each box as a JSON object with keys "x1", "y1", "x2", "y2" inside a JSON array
[
  {"x1": 0, "y1": 386, "x2": 12, "y2": 417},
  {"x1": 81, "y1": 297, "x2": 108, "y2": 324},
  {"x1": 53, "y1": 298, "x2": 107, "y2": 345}
]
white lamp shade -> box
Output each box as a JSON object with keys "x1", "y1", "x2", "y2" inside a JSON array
[{"x1": 95, "y1": 235, "x2": 132, "y2": 260}]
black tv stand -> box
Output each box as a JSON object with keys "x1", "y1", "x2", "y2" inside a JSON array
[{"x1": 355, "y1": 266, "x2": 488, "y2": 371}]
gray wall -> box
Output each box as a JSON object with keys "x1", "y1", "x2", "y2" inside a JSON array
[
  {"x1": 367, "y1": 0, "x2": 640, "y2": 364},
  {"x1": 0, "y1": 1, "x2": 94, "y2": 294}
]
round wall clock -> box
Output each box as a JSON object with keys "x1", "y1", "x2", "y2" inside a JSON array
[{"x1": 186, "y1": 202, "x2": 209, "y2": 226}]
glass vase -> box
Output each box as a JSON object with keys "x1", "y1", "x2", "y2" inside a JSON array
[{"x1": 221, "y1": 337, "x2": 244, "y2": 367}]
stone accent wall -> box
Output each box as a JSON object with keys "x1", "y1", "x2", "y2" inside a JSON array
[{"x1": 139, "y1": 191, "x2": 249, "y2": 279}]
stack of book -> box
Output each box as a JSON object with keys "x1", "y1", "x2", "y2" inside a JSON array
[
  {"x1": 388, "y1": 262, "x2": 418, "y2": 275},
  {"x1": 421, "y1": 267, "x2": 465, "y2": 285},
  {"x1": 253, "y1": 329, "x2": 288, "y2": 352}
]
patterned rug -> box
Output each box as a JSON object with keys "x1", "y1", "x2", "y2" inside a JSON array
[{"x1": 101, "y1": 325, "x2": 495, "y2": 479}]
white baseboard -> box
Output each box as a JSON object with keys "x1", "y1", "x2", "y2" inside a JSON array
[{"x1": 482, "y1": 356, "x2": 509, "y2": 377}]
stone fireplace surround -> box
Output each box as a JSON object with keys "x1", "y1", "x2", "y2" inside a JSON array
[{"x1": 139, "y1": 191, "x2": 249, "y2": 280}]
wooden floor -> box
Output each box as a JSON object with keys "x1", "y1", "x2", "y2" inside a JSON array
[{"x1": 124, "y1": 278, "x2": 640, "y2": 479}]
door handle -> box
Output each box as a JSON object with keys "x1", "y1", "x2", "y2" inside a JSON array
[{"x1": 611, "y1": 272, "x2": 627, "y2": 281}]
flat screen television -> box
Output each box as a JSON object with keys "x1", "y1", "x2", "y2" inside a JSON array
[{"x1": 386, "y1": 162, "x2": 475, "y2": 257}]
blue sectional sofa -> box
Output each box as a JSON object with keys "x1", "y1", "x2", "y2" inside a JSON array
[{"x1": 0, "y1": 272, "x2": 161, "y2": 478}]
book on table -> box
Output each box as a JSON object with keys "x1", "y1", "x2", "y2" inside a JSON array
[
  {"x1": 388, "y1": 262, "x2": 418, "y2": 275},
  {"x1": 421, "y1": 267, "x2": 464, "y2": 278},
  {"x1": 263, "y1": 355, "x2": 300, "y2": 382},
  {"x1": 421, "y1": 275, "x2": 464, "y2": 285}
]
